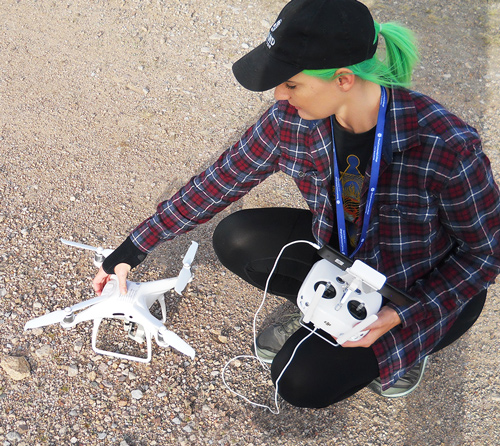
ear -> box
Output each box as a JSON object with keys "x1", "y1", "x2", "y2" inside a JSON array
[{"x1": 335, "y1": 68, "x2": 355, "y2": 91}]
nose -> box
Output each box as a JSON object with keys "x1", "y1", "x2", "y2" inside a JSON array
[{"x1": 274, "y1": 83, "x2": 290, "y2": 101}]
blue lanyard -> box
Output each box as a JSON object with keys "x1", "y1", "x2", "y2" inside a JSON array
[{"x1": 331, "y1": 86, "x2": 388, "y2": 258}]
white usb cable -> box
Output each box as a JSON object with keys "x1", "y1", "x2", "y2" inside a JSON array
[{"x1": 221, "y1": 240, "x2": 320, "y2": 414}]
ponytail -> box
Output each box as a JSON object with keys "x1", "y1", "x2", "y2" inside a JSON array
[{"x1": 303, "y1": 22, "x2": 419, "y2": 88}]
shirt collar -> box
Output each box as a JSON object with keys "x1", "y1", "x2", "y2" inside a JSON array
[{"x1": 385, "y1": 88, "x2": 421, "y2": 161}]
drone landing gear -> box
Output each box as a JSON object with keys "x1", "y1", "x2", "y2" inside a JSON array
[
  {"x1": 124, "y1": 321, "x2": 147, "y2": 344},
  {"x1": 93, "y1": 317, "x2": 153, "y2": 363}
]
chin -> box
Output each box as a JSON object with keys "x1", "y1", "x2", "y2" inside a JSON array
[
  {"x1": 297, "y1": 109, "x2": 313, "y2": 120},
  {"x1": 297, "y1": 110, "x2": 321, "y2": 121}
]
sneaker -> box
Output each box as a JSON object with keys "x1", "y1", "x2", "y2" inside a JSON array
[
  {"x1": 254, "y1": 313, "x2": 302, "y2": 364},
  {"x1": 367, "y1": 356, "x2": 429, "y2": 398}
]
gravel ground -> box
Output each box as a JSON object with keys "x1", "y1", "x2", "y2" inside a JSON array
[{"x1": 1, "y1": 0, "x2": 500, "y2": 445}]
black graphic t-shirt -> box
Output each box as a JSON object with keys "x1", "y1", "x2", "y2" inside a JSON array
[{"x1": 332, "y1": 117, "x2": 376, "y2": 249}]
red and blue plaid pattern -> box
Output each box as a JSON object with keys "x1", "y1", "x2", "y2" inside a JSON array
[{"x1": 131, "y1": 88, "x2": 500, "y2": 389}]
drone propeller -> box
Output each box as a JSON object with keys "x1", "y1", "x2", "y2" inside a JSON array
[
  {"x1": 60, "y1": 238, "x2": 114, "y2": 267},
  {"x1": 24, "y1": 295, "x2": 105, "y2": 330},
  {"x1": 60, "y1": 238, "x2": 114, "y2": 256},
  {"x1": 61, "y1": 239, "x2": 99, "y2": 251},
  {"x1": 174, "y1": 241, "x2": 199, "y2": 294},
  {"x1": 157, "y1": 327, "x2": 195, "y2": 359}
]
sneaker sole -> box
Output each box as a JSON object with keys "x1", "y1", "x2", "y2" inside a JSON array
[
  {"x1": 380, "y1": 356, "x2": 429, "y2": 398},
  {"x1": 251, "y1": 344, "x2": 276, "y2": 364}
]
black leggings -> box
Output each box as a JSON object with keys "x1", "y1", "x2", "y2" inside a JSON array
[{"x1": 213, "y1": 208, "x2": 486, "y2": 408}]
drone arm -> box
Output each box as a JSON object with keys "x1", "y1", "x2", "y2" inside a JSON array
[
  {"x1": 140, "y1": 278, "x2": 177, "y2": 301},
  {"x1": 67, "y1": 303, "x2": 113, "y2": 327}
]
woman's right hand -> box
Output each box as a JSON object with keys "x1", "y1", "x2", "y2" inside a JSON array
[{"x1": 92, "y1": 263, "x2": 131, "y2": 296}]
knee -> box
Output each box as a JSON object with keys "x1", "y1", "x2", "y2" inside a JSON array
[
  {"x1": 273, "y1": 372, "x2": 330, "y2": 409},
  {"x1": 212, "y1": 211, "x2": 251, "y2": 265},
  {"x1": 271, "y1": 359, "x2": 332, "y2": 408}
]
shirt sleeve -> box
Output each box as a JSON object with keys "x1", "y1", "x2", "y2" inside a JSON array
[
  {"x1": 102, "y1": 236, "x2": 148, "y2": 274},
  {"x1": 129, "y1": 103, "x2": 284, "y2": 252},
  {"x1": 389, "y1": 143, "x2": 500, "y2": 328}
]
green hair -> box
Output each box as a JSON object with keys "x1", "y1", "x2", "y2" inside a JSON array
[{"x1": 302, "y1": 22, "x2": 419, "y2": 88}]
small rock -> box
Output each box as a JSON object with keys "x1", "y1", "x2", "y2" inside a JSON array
[
  {"x1": 131, "y1": 389, "x2": 143, "y2": 400},
  {"x1": 35, "y1": 345, "x2": 52, "y2": 359},
  {"x1": 68, "y1": 364, "x2": 78, "y2": 377},
  {"x1": 0, "y1": 356, "x2": 31, "y2": 380},
  {"x1": 171, "y1": 417, "x2": 181, "y2": 425},
  {"x1": 74, "y1": 339, "x2": 84, "y2": 352},
  {"x1": 6, "y1": 431, "x2": 22, "y2": 442},
  {"x1": 17, "y1": 423, "x2": 29, "y2": 434}
]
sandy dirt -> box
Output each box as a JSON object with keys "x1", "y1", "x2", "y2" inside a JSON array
[{"x1": 1, "y1": 0, "x2": 500, "y2": 445}]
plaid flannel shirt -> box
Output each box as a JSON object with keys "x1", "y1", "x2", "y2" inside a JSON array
[{"x1": 131, "y1": 88, "x2": 500, "y2": 389}]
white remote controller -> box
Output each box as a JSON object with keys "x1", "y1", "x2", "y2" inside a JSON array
[{"x1": 336, "y1": 314, "x2": 378, "y2": 345}]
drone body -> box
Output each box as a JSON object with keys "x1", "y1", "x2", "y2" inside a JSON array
[{"x1": 24, "y1": 240, "x2": 198, "y2": 362}]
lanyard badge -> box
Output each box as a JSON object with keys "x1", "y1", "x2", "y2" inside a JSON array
[{"x1": 331, "y1": 86, "x2": 388, "y2": 257}]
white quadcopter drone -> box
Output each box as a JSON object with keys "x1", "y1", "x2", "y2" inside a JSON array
[{"x1": 24, "y1": 239, "x2": 198, "y2": 362}]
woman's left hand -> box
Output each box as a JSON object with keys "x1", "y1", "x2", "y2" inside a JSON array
[{"x1": 339, "y1": 306, "x2": 402, "y2": 348}]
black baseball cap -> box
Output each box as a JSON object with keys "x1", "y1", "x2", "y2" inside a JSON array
[{"x1": 232, "y1": 0, "x2": 377, "y2": 91}]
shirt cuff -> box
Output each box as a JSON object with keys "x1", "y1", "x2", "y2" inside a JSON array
[{"x1": 102, "y1": 236, "x2": 148, "y2": 274}]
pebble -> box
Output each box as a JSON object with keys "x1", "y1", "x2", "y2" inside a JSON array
[
  {"x1": 35, "y1": 345, "x2": 52, "y2": 359},
  {"x1": 6, "y1": 432, "x2": 22, "y2": 442},
  {"x1": 0, "y1": 356, "x2": 31, "y2": 380},
  {"x1": 217, "y1": 335, "x2": 228, "y2": 344},
  {"x1": 131, "y1": 389, "x2": 143, "y2": 400},
  {"x1": 73, "y1": 339, "x2": 84, "y2": 352}
]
